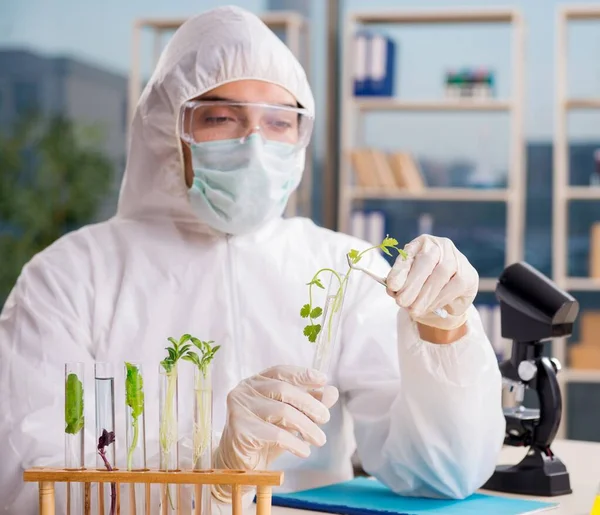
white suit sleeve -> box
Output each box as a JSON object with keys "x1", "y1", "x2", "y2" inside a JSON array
[
  {"x1": 0, "y1": 253, "x2": 98, "y2": 513},
  {"x1": 337, "y1": 252, "x2": 505, "y2": 499}
]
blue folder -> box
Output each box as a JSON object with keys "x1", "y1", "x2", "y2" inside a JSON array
[{"x1": 271, "y1": 477, "x2": 558, "y2": 515}]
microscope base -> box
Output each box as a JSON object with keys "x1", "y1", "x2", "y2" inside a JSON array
[{"x1": 482, "y1": 447, "x2": 572, "y2": 497}]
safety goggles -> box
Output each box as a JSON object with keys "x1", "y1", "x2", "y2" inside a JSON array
[{"x1": 179, "y1": 100, "x2": 314, "y2": 149}]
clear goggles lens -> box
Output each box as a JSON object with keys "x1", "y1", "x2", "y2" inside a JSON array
[{"x1": 180, "y1": 100, "x2": 313, "y2": 149}]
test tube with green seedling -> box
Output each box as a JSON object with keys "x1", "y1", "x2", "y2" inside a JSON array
[
  {"x1": 65, "y1": 362, "x2": 85, "y2": 515},
  {"x1": 159, "y1": 335, "x2": 191, "y2": 513},
  {"x1": 302, "y1": 236, "x2": 407, "y2": 373},
  {"x1": 124, "y1": 362, "x2": 146, "y2": 514},
  {"x1": 183, "y1": 338, "x2": 220, "y2": 515}
]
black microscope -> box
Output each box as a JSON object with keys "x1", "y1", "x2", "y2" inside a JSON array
[{"x1": 482, "y1": 261, "x2": 579, "y2": 497}]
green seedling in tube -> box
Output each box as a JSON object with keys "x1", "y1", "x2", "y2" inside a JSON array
[
  {"x1": 65, "y1": 373, "x2": 84, "y2": 435},
  {"x1": 65, "y1": 363, "x2": 85, "y2": 515},
  {"x1": 125, "y1": 362, "x2": 145, "y2": 470},
  {"x1": 183, "y1": 338, "x2": 220, "y2": 468},
  {"x1": 301, "y1": 236, "x2": 407, "y2": 344},
  {"x1": 159, "y1": 335, "x2": 191, "y2": 512}
]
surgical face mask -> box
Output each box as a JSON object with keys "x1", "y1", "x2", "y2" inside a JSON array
[{"x1": 187, "y1": 133, "x2": 304, "y2": 235}]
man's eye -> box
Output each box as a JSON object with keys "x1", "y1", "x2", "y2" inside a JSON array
[{"x1": 203, "y1": 116, "x2": 233, "y2": 124}]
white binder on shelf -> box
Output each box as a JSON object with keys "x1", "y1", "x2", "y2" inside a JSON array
[
  {"x1": 350, "y1": 210, "x2": 367, "y2": 241},
  {"x1": 352, "y1": 32, "x2": 369, "y2": 96},
  {"x1": 350, "y1": 210, "x2": 386, "y2": 247},
  {"x1": 352, "y1": 31, "x2": 396, "y2": 97},
  {"x1": 366, "y1": 210, "x2": 385, "y2": 246}
]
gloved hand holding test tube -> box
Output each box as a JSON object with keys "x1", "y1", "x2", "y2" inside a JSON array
[
  {"x1": 310, "y1": 235, "x2": 478, "y2": 375},
  {"x1": 310, "y1": 256, "x2": 448, "y2": 376},
  {"x1": 346, "y1": 254, "x2": 449, "y2": 319}
]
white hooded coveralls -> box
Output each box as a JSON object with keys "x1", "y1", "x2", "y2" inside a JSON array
[{"x1": 0, "y1": 5, "x2": 505, "y2": 514}]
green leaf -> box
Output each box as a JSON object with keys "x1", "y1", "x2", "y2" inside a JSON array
[
  {"x1": 178, "y1": 344, "x2": 191, "y2": 357},
  {"x1": 348, "y1": 249, "x2": 360, "y2": 263},
  {"x1": 160, "y1": 358, "x2": 173, "y2": 374},
  {"x1": 167, "y1": 337, "x2": 178, "y2": 347},
  {"x1": 307, "y1": 278, "x2": 325, "y2": 289},
  {"x1": 398, "y1": 248, "x2": 408, "y2": 259},
  {"x1": 300, "y1": 304, "x2": 311, "y2": 318},
  {"x1": 65, "y1": 373, "x2": 84, "y2": 434},
  {"x1": 310, "y1": 307, "x2": 323, "y2": 318},
  {"x1": 179, "y1": 334, "x2": 192, "y2": 345},
  {"x1": 380, "y1": 236, "x2": 399, "y2": 248},
  {"x1": 308, "y1": 324, "x2": 321, "y2": 343},
  {"x1": 183, "y1": 353, "x2": 201, "y2": 367},
  {"x1": 167, "y1": 347, "x2": 176, "y2": 361},
  {"x1": 125, "y1": 362, "x2": 144, "y2": 419},
  {"x1": 183, "y1": 337, "x2": 221, "y2": 372},
  {"x1": 381, "y1": 246, "x2": 392, "y2": 257},
  {"x1": 303, "y1": 324, "x2": 322, "y2": 343}
]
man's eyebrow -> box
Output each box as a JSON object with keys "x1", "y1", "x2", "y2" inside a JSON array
[{"x1": 198, "y1": 95, "x2": 298, "y2": 108}]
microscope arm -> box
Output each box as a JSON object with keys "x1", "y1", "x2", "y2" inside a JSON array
[{"x1": 534, "y1": 357, "x2": 562, "y2": 449}]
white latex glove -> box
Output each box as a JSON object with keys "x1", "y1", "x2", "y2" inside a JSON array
[
  {"x1": 386, "y1": 234, "x2": 479, "y2": 331},
  {"x1": 212, "y1": 365, "x2": 339, "y2": 502}
]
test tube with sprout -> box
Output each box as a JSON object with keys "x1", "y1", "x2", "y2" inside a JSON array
[
  {"x1": 193, "y1": 361, "x2": 213, "y2": 515},
  {"x1": 159, "y1": 362, "x2": 179, "y2": 514},
  {"x1": 124, "y1": 362, "x2": 146, "y2": 514},
  {"x1": 95, "y1": 362, "x2": 116, "y2": 515},
  {"x1": 65, "y1": 362, "x2": 85, "y2": 515},
  {"x1": 312, "y1": 273, "x2": 349, "y2": 375},
  {"x1": 181, "y1": 337, "x2": 220, "y2": 515}
]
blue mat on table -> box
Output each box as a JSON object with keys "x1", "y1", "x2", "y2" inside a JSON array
[{"x1": 271, "y1": 477, "x2": 558, "y2": 514}]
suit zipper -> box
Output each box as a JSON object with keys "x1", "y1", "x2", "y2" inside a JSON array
[{"x1": 225, "y1": 234, "x2": 245, "y2": 379}]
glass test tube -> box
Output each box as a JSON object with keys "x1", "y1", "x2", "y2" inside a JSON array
[
  {"x1": 65, "y1": 362, "x2": 85, "y2": 515},
  {"x1": 193, "y1": 365, "x2": 213, "y2": 515},
  {"x1": 312, "y1": 273, "x2": 348, "y2": 375},
  {"x1": 159, "y1": 364, "x2": 179, "y2": 514},
  {"x1": 95, "y1": 362, "x2": 116, "y2": 514},
  {"x1": 124, "y1": 362, "x2": 147, "y2": 515}
]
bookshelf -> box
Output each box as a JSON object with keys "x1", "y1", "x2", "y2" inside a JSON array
[
  {"x1": 553, "y1": 5, "x2": 600, "y2": 439},
  {"x1": 126, "y1": 12, "x2": 312, "y2": 219},
  {"x1": 337, "y1": 8, "x2": 526, "y2": 293}
]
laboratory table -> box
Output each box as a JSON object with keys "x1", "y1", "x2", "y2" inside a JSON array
[{"x1": 270, "y1": 439, "x2": 600, "y2": 515}]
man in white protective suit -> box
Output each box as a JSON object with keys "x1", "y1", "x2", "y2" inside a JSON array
[{"x1": 0, "y1": 5, "x2": 505, "y2": 514}]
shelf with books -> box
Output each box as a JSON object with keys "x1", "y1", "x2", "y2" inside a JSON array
[
  {"x1": 565, "y1": 98, "x2": 600, "y2": 110},
  {"x1": 354, "y1": 98, "x2": 513, "y2": 112},
  {"x1": 553, "y1": 5, "x2": 600, "y2": 438},
  {"x1": 338, "y1": 7, "x2": 526, "y2": 271},
  {"x1": 350, "y1": 187, "x2": 509, "y2": 202},
  {"x1": 350, "y1": 8, "x2": 519, "y2": 25},
  {"x1": 564, "y1": 368, "x2": 600, "y2": 383},
  {"x1": 565, "y1": 187, "x2": 600, "y2": 200},
  {"x1": 565, "y1": 278, "x2": 600, "y2": 291}
]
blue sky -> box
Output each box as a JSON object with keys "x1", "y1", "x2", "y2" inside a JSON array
[{"x1": 1, "y1": 0, "x2": 599, "y2": 168}]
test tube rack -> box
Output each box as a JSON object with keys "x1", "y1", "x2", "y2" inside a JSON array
[{"x1": 23, "y1": 467, "x2": 283, "y2": 515}]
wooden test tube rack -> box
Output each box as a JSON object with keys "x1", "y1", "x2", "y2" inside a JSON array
[{"x1": 23, "y1": 467, "x2": 284, "y2": 515}]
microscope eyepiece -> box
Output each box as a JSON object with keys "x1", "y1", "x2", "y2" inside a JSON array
[{"x1": 496, "y1": 262, "x2": 579, "y2": 342}]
